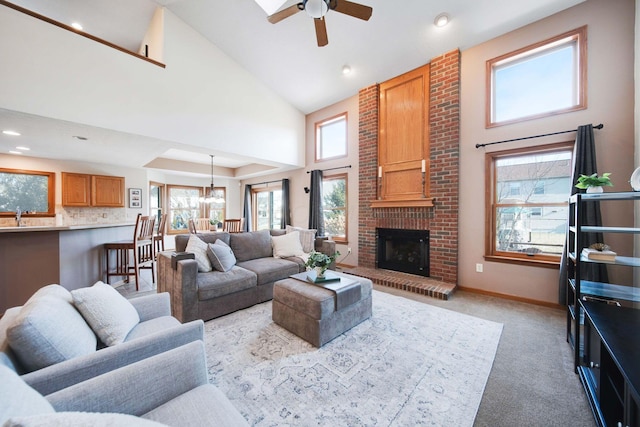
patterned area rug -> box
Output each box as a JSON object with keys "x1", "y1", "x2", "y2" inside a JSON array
[{"x1": 204, "y1": 290, "x2": 503, "y2": 426}]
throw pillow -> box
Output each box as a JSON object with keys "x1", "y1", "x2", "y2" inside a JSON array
[
  {"x1": 4, "y1": 413, "x2": 168, "y2": 427},
  {"x1": 0, "y1": 365, "x2": 55, "y2": 423},
  {"x1": 271, "y1": 231, "x2": 305, "y2": 258},
  {"x1": 207, "y1": 239, "x2": 237, "y2": 272},
  {"x1": 7, "y1": 285, "x2": 97, "y2": 372},
  {"x1": 286, "y1": 225, "x2": 317, "y2": 253},
  {"x1": 71, "y1": 281, "x2": 140, "y2": 346},
  {"x1": 185, "y1": 234, "x2": 213, "y2": 272}
]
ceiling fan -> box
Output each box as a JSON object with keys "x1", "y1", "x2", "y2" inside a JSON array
[{"x1": 268, "y1": 0, "x2": 373, "y2": 47}]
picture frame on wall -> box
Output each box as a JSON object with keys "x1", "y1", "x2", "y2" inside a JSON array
[{"x1": 129, "y1": 188, "x2": 142, "y2": 208}]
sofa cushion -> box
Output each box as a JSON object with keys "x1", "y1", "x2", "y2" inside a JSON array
[
  {"x1": 197, "y1": 267, "x2": 257, "y2": 301},
  {"x1": 186, "y1": 234, "x2": 213, "y2": 272},
  {"x1": 0, "y1": 307, "x2": 22, "y2": 372},
  {"x1": 229, "y1": 230, "x2": 272, "y2": 262},
  {"x1": 236, "y1": 257, "x2": 301, "y2": 286},
  {"x1": 286, "y1": 225, "x2": 317, "y2": 253},
  {"x1": 207, "y1": 240, "x2": 237, "y2": 272},
  {"x1": 4, "y1": 413, "x2": 168, "y2": 427},
  {"x1": 271, "y1": 231, "x2": 305, "y2": 258},
  {"x1": 0, "y1": 365, "x2": 55, "y2": 425},
  {"x1": 281, "y1": 256, "x2": 306, "y2": 273},
  {"x1": 71, "y1": 281, "x2": 140, "y2": 346},
  {"x1": 123, "y1": 316, "x2": 181, "y2": 342},
  {"x1": 7, "y1": 285, "x2": 97, "y2": 373}
]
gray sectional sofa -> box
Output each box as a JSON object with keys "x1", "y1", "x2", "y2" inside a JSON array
[{"x1": 158, "y1": 229, "x2": 336, "y2": 323}]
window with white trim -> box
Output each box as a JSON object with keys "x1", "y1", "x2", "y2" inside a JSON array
[{"x1": 322, "y1": 174, "x2": 347, "y2": 242}]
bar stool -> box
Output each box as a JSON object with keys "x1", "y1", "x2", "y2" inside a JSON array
[
  {"x1": 104, "y1": 214, "x2": 156, "y2": 290},
  {"x1": 154, "y1": 213, "x2": 167, "y2": 256}
]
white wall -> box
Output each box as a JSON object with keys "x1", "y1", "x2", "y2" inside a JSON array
[{"x1": 0, "y1": 6, "x2": 305, "y2": 168}]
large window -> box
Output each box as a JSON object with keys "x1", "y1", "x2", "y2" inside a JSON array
[
  {"x1": 322, "y1": 174, "x2": 347, "y2": 242},
  {"x1": 167, "y1": 185, "x2": 201, "y2": 233},
  {"x1": 253, "y1": 187, "x2": 282, "y2": 231},
  {"x1": 486, "y1": 143, "x2": 573, "y2": 265},
  {"x1": 205, "y1": 188, "x2": 226, "y2": 225},
  {"x1": 316, "y1": 113, "x2": 347, "y2": 161},
  {"x1": 487, "y1": 26, "x2": 586, "y2": 127},
  {"x1": 0, "y1": 168, "x2": 55, "y2": 216}
]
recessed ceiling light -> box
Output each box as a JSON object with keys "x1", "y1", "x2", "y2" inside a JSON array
[
  {"x1": 16, "y1": 146, "x2": 30, "y2": 151},
  {"x1": 434, "y1": 13, "x2": 450, "y2": 28},
  {"x1": 71, "y1": 22, "x2": 83, "y2": 31},
  {"x1": 2, "y1": 130, "x2": 21, "y2": 136},
  {"x1": 72, "y1": 135, "x2": 89, "y2": 140},
  {"x1": 9, "y1": 151, "x2": 22, "y2": 155},
  {"x1": 342, "y1": 65, "x2": 352, "y2": 75}
]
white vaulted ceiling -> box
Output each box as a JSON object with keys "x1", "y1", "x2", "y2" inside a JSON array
[{"x1": 0, "y1": 0, "x2": 585, "y2": 178}]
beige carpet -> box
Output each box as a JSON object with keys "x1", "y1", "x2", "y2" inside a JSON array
[{"x1": 204, "y1": 290, "x2": 503, "y2": 426}]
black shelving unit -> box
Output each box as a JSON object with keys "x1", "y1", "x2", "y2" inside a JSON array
[{"x1": 567, "y1": 192, "x2": 640, "y2": 427}]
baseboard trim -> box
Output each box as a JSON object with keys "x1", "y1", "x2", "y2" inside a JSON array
[{"x1": 457, "y1": 286, "x2": 564, "y2": 310}]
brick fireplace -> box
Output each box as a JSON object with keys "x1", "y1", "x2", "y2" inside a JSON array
[{"x1": 358, "y1": 50, "x2": 460, "y2": 285}]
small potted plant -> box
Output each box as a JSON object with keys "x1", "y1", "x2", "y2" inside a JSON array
[
  {"x1": 575, "y1": 172, "x2": 613, "y2": 193},
  {"x1": 304, "y1": 250, "x2": 340, "y2": 279}
]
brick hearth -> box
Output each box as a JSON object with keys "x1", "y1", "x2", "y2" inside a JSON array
[
  {"x1": 357, "y1": 50, "x2": 460, "y2": 294},
  {"x1": 342, "y1": 266, "x2": 455, "y2": 300}
]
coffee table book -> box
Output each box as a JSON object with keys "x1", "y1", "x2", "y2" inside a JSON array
[{"x1": 582, "y1": 248, "x2": 617, "y2": 262}]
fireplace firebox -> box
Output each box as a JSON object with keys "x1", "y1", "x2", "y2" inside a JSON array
[{"x1": 376, "y1": 228, "x2": 429, "y2": 277}]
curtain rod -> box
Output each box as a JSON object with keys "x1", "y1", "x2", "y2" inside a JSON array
[
  {"x1": 250, "y1": 179, "x2": 283, "y2": 186},
  {"x1": 475, "y1": 123, "x2": 604, "y2": 149},
  {"x1": 306, "y1": 165, "x2": 352, "y2": 174}
]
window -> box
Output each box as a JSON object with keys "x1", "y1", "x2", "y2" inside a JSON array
[
  {"x1": 205, "y1": 187, "x2": 226, "y2": 225},
  {"x1": 253, "y1": 187, "x2": 282, "y2": 231},
  {"x1": 486, "y1": 143, "x2": 573, "y2": 264},
  {"x1": 149, "y1": 182, "x2": 164, "y2": 226},
  {"x1": 0, "y1": 168, "x2": 55, "y2": 216},
  {"x1": 487, "y1": 26, "x2": 586, "y2": 127},
  {"x1": 322, "y1": 174, "x2": 347, "y2": 242},
  {"x1": 167, "y1": 185, "x2": 201, "y2": 233},
  {"x1": 316, "y1": 113, "x2": 347, "y2": 161}
]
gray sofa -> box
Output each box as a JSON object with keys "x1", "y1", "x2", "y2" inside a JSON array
[
  {"x1": 158, "y1": 229, "x2": 336, "y2": 323},
  {"x1": 0, "y1": 341, "x2": 248, "y2": 427},
  {"x1": 0, "y1": 286, "x2": 204, "y2": 396}
]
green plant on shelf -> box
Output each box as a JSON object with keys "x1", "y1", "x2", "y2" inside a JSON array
[{"x1": 574, "y1": 172, "x2": 613, "y2": 189}]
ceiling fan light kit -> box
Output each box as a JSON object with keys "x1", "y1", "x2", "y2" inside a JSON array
[{"x1": 268, "y1": 0, "x2": 372, "y2": 47}]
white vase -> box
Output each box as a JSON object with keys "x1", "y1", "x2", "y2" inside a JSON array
[
  {"x1": 586, "y1": 186, "x2": 603, "y2": 194},
  {"x1": 314, "y1": 266, "x2": 326, "y2": 279}
]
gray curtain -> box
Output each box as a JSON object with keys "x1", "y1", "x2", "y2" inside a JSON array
[
  {"x1": 243, "y1": 184, "x2": 252, "y2": 232},
  {"x1": 308, "y1": 170, "x2": 324, "y2": 236},
  {"x1": 280, "y1": 179, "x2": 291, "y2": 229},
  {"x1": 558, "y1": 124, "x2": 608, "y2": 304}
]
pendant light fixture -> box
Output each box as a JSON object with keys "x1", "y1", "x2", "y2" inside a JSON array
[{"x1": 200, "y1": 154, "x2": 225, "y2": 204}]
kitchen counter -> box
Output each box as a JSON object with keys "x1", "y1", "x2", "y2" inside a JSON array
[
  {"x1": 0, "y1": 223, "x2": 134, "y2": 233},
  {"x1": 0, "y1": 223, "x2": 136, "y2": 314}
]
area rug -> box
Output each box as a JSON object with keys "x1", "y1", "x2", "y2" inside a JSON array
[{"x1": 204, "y1": 290, "x2": 503, "y2": 426}]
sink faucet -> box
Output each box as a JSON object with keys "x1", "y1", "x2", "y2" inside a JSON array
[{"x1": 16, "y1": 206, "x2": 22, "y2": 227}]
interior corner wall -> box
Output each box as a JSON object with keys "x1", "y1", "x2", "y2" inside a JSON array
[{"x1": 459, "y1": 0, "x2": 635, "y2": 304}]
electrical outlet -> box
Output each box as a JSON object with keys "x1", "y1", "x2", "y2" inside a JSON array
[
  {"x1": 476, "y1": 263, "x2": 483, "y2": 273},
  {"x1": 347, "y1": 247, "x2": 352, "y2": 254}
]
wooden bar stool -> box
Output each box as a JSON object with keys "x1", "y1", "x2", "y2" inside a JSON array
[{"x1": 104, "y1": 214, "x2": 156, "y2": 290}]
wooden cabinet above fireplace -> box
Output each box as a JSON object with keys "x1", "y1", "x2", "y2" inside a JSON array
[{"x1": 372, "y1": 63, "x2": 434, "y2": 208}]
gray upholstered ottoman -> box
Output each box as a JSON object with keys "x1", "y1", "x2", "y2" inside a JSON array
[{"x1": 272, "y1": 272, "x2": 372, "y2": 347}]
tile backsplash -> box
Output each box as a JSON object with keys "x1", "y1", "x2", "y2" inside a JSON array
[{"x1": 0, "y1": 206, "x2": 128, "y2": 227}]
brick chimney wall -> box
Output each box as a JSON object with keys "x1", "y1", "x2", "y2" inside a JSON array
[{"x1": 357, "y1": 50, "x2": 460, "y2": 284}]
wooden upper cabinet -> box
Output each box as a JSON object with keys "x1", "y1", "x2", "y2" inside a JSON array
[
  {"x1": 62, "y1": 172, "x2": 91, "y2": 207},
  {"x1": 62, "y1": 172, "x2": 124, "y2": 207},
  {"x1": 373, "y1": 63, "x2": 433, "y2": 208},
  {"x1": 91, "y1": 175, "x2": 125, "y2": 207}
]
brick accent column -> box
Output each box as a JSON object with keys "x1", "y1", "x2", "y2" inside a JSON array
[{"x1": 357, "y1": 49, "x2": 460, "y2": 284}]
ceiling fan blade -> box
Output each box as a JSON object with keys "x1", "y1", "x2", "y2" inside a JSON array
[
  {"x1": 267, "y1": 4, "x2": 302, "y2": 24},
  {"x1": 333, "y1": 0, "x2": 372, "y2": 21},
  {"x1": 314, "y1": 18, "x2": 328, "y2": 47}
]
